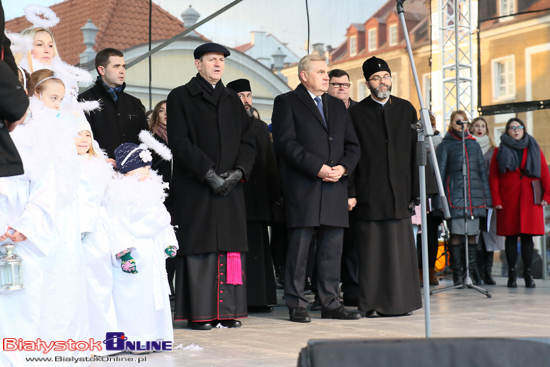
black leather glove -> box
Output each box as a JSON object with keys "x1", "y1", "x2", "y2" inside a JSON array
[
  {"x1": 219, "y1": 169, "x2": 243, "y2": 196},
  {"x1": 204, "y1": 168, "x2": 229, "y2": 196}
]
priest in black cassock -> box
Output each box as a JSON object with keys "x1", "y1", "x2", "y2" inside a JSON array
[
  {"x1": 167, "y1": 43, "x2": 256, "y2": 330},
  {"x1": 348, "y1": 56, "x2": 422, "y2": 317},
  {"x1": 227, "y1": 79, "x2": 279, "y2": 313}
]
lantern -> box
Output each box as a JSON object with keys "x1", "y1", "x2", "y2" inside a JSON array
[{"x1": 0, "y1": 241, "x2": 24, "y2": 292}]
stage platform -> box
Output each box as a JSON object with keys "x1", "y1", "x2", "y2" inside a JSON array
[{"x1": 90, "y1": 276, "x2": 550, "y2": 366}]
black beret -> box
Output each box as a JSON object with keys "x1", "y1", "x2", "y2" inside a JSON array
[
  {"x1": 194, "y1": 43, "x2": 231, "y2": 60},
  {"x1": 362, "y1": 56, "x2": 391, "y2": 79},
  {"x1": 227, "y1": 79, "x2": 251, "y2": 93}
]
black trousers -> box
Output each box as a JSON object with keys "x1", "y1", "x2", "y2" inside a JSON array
[
  {"x1": 417, "y1": 212, "x2": 442, "y2": 269},
  {"x1": 284, "y1": 226, "x2": 343, "y2": 311},
  {"x1": 245, "y1": 221, "x2": 277, "y2": 306},
  {"x1": 341, "y1": 222, "x2": 359, "y2": 297}
]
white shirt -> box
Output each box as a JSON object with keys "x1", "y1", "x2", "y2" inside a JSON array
[{"x1": 371, "y1": 95, "x2": 388, "y2": 106}]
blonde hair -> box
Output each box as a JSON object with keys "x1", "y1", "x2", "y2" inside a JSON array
[
  {"x1": 15, "y1": 27, "x2": 60, "y2": 72},
  {"x1": 298, "y1": 54, "x2": 326, "y2": 82},
  {"x1": 79, "y1": 130, "x2": 100, "y2": 159},
  {"x1": 469, "y1": 116, "x2": 497, "y2": 148},
  {"x1": 30, "y1": 69, "x2": 64, "y2": 96}
]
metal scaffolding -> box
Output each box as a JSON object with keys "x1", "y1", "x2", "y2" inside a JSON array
[{"x1": 441, "y1": 0, "x2": 474, "y2": 125}]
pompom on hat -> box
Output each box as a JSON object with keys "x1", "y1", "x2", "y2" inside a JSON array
[
  {"x1": 362, "y1": 56, "x2": 391, "y2": 80},
  {"x1": 114, "y1": 143, "x2": 152, "y2": 174}
]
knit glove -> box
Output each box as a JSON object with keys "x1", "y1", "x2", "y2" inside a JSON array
[
  {"x1": 165, "y1": 246, "x2": 177, "y2": 258},
  {"x1": 117, "y1": 250, "x2": 138, "y2": 274}
]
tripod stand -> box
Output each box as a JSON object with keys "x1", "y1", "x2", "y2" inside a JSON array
[{"x1": 431, "y1": 124, "x2": 491, "y2": 298}]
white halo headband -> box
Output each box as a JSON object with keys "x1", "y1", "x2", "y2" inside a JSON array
[
  {"x1": 35, "y1": 75, "x2": 60, "y2": 88},
  {"x1": 17, "y1": 66, "x2": 27, "y2": 91},
  {"x1": 25, "y1": 5, "x2": 60, "y2": 29}
]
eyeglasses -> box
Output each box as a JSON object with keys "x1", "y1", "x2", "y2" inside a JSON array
[
  {"x1": 508, "y1": 126, "x2": 525, "y2": 131},
  {"x1": 329, "y1": 83, "x2": 351, "y2": 89},
  {"x1": 369, "y1": 75, "x2": 392, "y2": 83}
]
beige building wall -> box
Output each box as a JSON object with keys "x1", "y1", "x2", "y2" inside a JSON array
[
  {"x1": 121, "y1": 40, "x2": 291, "y2": 123},
  {"x1": 479, "y1": 19, "x2": 550, "y2": 156}
]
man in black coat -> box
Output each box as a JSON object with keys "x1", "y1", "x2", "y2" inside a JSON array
[
  {"x1": 0, "y1": 0, "x2": 27, "y2": 178},
  {"x1": 227, "y1": 78, "x2": 279, "y2": 313},
  {"x1": 78, "y1": 48, "x2": 148, "y2": 158},
  {"x1": 272, "y1": 54, "x2": 361, "y2": 323},
  {"x1": 348, "y1": 56, "x2": 422, "y2": 318},
  {"x1": 326, "y1": 68, "x2": 360, "y2": 307},
  {"x1": 167, "y1": 43, "x2": 256, "y2": 331}
]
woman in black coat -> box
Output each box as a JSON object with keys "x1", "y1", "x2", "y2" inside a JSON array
[
  {"x1": 149, "y1": 99, "x2": 176, "y2": 294},
  {"x1": 435, "y1": 110, "x2": 492, "y2": 285}
]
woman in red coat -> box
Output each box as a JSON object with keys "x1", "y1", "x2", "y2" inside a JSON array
[{"x1": 489, "y1": 118, "x2": 550, "y2": 288}]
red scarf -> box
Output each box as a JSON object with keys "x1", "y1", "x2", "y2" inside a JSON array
[{"x1": 155, "y1": 123, "x2": 168, "y2": 144}]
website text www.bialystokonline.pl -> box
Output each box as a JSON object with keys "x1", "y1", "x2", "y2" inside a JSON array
[{"x1": 25, "y1": 355, "x2": 148, "y2": 364}]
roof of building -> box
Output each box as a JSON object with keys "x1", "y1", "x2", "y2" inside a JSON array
[
  {"x1": 479, "y1": 0, "x2": 550, "y2": 31},
  {"x1": 330, "y1": 0, "x2": 429, "y2": 66},
  {"x1": 5, "y1": 0, "x2": 208, "y2": 65},
  {"x1": 234, "y1": 42, "x2": 253, "y2": 53},
  {"x1": 234, "y1": 32, "x2": 300, "y2": 60}
]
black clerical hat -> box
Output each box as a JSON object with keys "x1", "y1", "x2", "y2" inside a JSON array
[
  {"x1": 362, "y1": 56, "x2": 391, "y2": 79},
  {"x1": 194, "y1": 43, "x2": 231, "y2": 60},
  {"x1": 227, "y1": 79, "x2": 251, "y2": 93}
]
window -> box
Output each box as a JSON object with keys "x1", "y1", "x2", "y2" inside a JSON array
[
  {"x1": 423, "y1": 73, "x2": 432, "y2": 110},
  {"x1": 492, "y1": 57, "x2": 515, "y2": 100},
  {"x1": 357, "y1": 80, "x2": 370, "y2": 100},
  {"x1": 368, "y1": 29, "x2": 377, "y2": 52},
  {"x1": 500, "y1": 0, "x2": 514, "y2": 17},
  {"x1": 350, "y1": 35, "x2": 357, "y2": 57},
  {"x1": 391, "y1": 72, "x2": 398, "y2": 96},
  {"x1": 494, "y1": 126, "x2": 506, "y2": 146},
  {"x1": 389, "y1": 24, "x2": 398, "y2": 46},
  {"x1": 431, "y1": 12, "x2": 440, "y2": 41}
]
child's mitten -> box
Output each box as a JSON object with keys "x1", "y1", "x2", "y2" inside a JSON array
[
  {"x1": 165, "y1": 246, "x2": 177, "y2": 258},
  {"x1": 117, "y1": 250, "x2": 138, "y2": 274}
]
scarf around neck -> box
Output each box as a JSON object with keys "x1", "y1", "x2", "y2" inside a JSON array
[
  {"x1": 448, "y1": 127, "x2": 472, "y2": 140},
  {"x1": 155, "y1": 123, "x2": 168, "y2": 144},
  {"x1": 497, "y1": 133, "x2": 541, "y2": 178},
  {"x1": 475, "y1": 134, "x2": 491, "y2": 155}
]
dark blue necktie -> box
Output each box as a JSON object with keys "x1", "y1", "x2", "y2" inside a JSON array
[{"x1": 314, "y1": 96, "x2": 326, "y2": 126}]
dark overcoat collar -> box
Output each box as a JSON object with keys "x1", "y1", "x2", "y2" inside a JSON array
[
  {"x1": 294, "y1": 83, "x2": 329, "y2": 131},
  {"x1": 187, "y1": 74, "x2": 230, "y2": 106}
]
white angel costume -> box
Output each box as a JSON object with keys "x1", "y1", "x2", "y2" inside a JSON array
[
  {"x1": 76, "y1": 127, "x2": 118, "y2": 354},
  {"x1": 104, "y1": 170, "x2": 177, "y2": 346},
  {"x1": 0, "y1": 99, "x2": 90, "y2": 366}
]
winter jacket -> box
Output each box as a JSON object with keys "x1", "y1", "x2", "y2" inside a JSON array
[
  {"x1": 434, "y1": 130, "x2": 492, "y2": 218},
  {"x1": 489, "y1": 146, "x2": 550, "y2": 236}
]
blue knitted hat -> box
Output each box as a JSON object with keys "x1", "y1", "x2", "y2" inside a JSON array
[{"x1": 114, "y1": 143, "x2": 152, "y2": 174}]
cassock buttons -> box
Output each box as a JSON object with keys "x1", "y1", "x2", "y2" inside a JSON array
[{"x1": 329, "y1": 137, "x2": 333, "y2": 141}]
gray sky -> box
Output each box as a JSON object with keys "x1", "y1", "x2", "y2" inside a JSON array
[{"x1": 4, "y1": 0, "x2": 388, "y2": 56}]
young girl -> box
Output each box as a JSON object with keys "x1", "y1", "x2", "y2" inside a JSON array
[
  {"x1": 0, "y1": 70, "x2": 89, "y2": 366},
  {"x1": 75, "y1": 117, "x2": 118, "y2": 355},
  {"x1": 104, "y1": 138, "x2": 177, "y2": 352}
]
